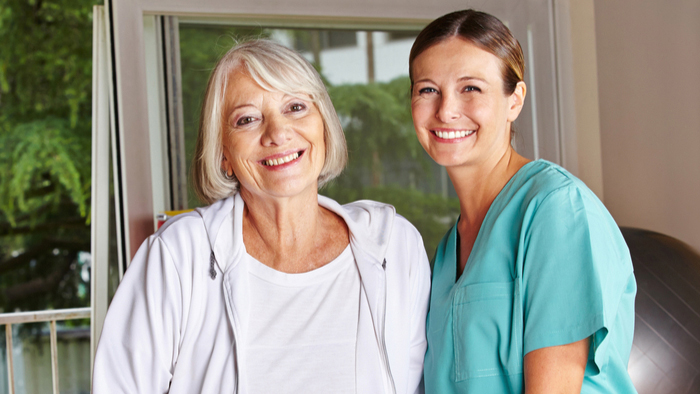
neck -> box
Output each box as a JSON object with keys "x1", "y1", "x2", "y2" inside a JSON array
[
  {"x1": 448, "y1": 147, "x2": 529, "y2": 227},
  {"x1": 239, "y1": 186, "x2": 343, "y2": 272},
  {"x1": 241, "y1": 186, "x2": 319, "y2": 247}
]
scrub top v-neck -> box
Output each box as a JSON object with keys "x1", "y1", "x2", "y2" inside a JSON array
[{"x1": 424, "y1": 160, "x2": 638, "y2": 394}]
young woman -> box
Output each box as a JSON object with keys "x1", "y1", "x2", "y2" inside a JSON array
[{"x1": 409, "y1": 10, "x2": 637, "y2": 393}]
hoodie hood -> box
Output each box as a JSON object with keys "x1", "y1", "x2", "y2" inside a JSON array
[
  {"x1": 319, "y1": 195, "x2": 395, "y2": 264},
  {"x1": 194, "y1": 193, "x2": 396, "y2": 273}
]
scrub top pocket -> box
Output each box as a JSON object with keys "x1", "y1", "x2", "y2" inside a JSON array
[{"x1": 452, "y1": 281, "x2": 522, "y2": 382}]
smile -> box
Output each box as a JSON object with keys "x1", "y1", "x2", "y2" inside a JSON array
[
  {"x1": 262, "y1": 151, "x2": 303, "y2": 167},
  {"x1": 433, "y1": 130, "x2": 475, "y2": 139}
]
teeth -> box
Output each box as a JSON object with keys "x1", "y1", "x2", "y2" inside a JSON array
[
  {"x1": 435, "y1": 130, "x2": 475, "y2": 139},
  {"x1": 264, "y1": 152, "x2": 299, "y2": 166}
]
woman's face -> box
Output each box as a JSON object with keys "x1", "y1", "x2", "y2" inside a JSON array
[
  {"x1": 411, "y1": 37, "x2": 525, "y2": 169},
  {"x1": 221, "y1": 70, "x2": 326, "y2": 201}
]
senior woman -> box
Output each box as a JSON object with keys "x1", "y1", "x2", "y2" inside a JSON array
[
  {"x1": 92, "y1": 39, "x2": 431, "y2": 393},
  {"x1": 410, "y1": 10, "x2": 637, "y2": 394}
]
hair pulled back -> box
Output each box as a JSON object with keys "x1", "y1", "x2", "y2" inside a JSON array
[{"x1": 409, "y1": 9, "x2": 524, "y2": 96}]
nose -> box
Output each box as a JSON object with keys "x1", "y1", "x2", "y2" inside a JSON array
[
  {"x1": 436, "y1": 92, "x2": 461, "y2": 123},
  {"x1": 261, "y1": 113, "x2": 292, "y2": 146}
]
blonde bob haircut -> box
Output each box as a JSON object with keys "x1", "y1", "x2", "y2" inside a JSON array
[{"x1": 192, "y1": 39, "x2": 347, "y2": 205}]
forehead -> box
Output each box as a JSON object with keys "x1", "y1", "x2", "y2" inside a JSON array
[
  {"x1": 412, "y1": 37, "x2": 504, "y2": 82},
  {"x1": 224, "y1": 66, "x2": 315, "y2": 104},
  {"x1": 222, "y1": 70, "x2": 282, "y2": 110},
  {"x1": 225, "y1": 69, "x2": 267, "y2": 95}
]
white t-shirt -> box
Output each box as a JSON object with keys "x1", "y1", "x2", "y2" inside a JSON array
[{"x1": 245, "y1": 245, "x2": 361, "y2": 393}]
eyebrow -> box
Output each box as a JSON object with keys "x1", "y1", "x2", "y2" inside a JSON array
[
  {"x1": 413, "y1": 76, "x2": 488, "y2": 84},
  {"x1": 228, "y1": 103, "x2": 256, "y2": 112},
  {"x1": 457, "y1": 76, "x2": 487, "y2": 83}
]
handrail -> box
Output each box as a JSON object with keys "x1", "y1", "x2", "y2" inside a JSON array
[
  {"x1": 1, "y1": 307, "x2": 91, "y2": 394},
  {"x1": 0, "y1": 307, "x2": 91, "y2": 325}
]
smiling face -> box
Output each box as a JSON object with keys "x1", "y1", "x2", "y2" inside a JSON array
[
  {"x1": 410, "y1": 37, "x2": 525, "y2": 170},
  {"x1": 221, "y1": 70, "x2": 326, "y2": 202}
]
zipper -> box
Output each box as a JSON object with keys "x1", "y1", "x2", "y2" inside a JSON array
[
  {"x1": 217, "y1": 253, "x2": 240, "y2": 394},
  {"x1": 379, "y1": 258, "x2": 397, "y2": 394}
]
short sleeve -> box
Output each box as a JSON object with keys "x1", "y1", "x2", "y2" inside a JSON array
[{"x1": 520, "y1": 185, "x2": 632, "y2": 372}]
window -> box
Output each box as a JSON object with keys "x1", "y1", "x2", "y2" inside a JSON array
[
  {"x1": 294, "y1": 30, "x2": 358, "y2": 52},
  {"x1": 0, "y1": 1, "x2": 108, "y2": 392},
  {"x1": 387, "y1": 31, "x2": 417, "y2": 42}
]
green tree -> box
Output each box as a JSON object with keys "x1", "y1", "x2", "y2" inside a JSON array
[
  {"x1": 328, "y1": 77, "x2": 426, "y2": 187},
  {"x1": 0, "y1": 0, "x2": 98, "y2": 312}
]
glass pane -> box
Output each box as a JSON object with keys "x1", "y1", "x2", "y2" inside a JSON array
[
  {"x1": 179, "y1": 25, "x2": 460, "y2": 254},
  {"x1": 1, "y1": 325, "x2": 7, "y2": 393},
  {"x1": 56, "y1": 321, "x2": 91, "y2": 394},
  {"x1": 0, "y1": 322, "x2": 91, "y2": 394},
  {"x1": 0, "y1": 0, "x2": 98, "y2": 313},
  {"x1": 8, "y1": 322, "x2": 53, "y2": 394},
  {"x1": 108, "y1": 140, "x2": 121, "y2": 305},
  {"x1": 0, "y1": 0, "x2": 100, "y2": 392}
]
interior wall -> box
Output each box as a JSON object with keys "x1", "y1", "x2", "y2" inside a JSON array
[{"x1": 594, "y1": 0, "x2": 700, "y2": 252}]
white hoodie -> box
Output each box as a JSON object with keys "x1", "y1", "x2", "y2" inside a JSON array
[{"x1": 93, "y1": 194, "x2": 431, "y2": 393}]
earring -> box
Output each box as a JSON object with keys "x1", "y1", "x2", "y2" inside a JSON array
[
  {"x1": 222, "y1": 168, "x2": 234, "y2": 181},
  {"x1": 221, "y1": 154, "x2": 234, "y2": 180}
]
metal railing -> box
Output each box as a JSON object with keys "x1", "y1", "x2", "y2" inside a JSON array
[{"x1": 1, "y1": 307, "x2": 91, "y2": 394}]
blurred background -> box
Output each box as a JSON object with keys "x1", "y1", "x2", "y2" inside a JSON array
[{"x1": 0, "y1": 0, "x2": 698, "y2": 393}]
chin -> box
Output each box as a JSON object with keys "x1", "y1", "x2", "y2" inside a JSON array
[{"x1": 425, "y1": 149, "x2": 467, "y2": 168}]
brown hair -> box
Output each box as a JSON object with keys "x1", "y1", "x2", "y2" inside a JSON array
[{"x1": 409, "y1": 9, "x2": 524, "y2": 96}]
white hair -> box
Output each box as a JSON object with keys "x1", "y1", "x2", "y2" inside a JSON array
[{"x1": 192, "y1": 39, "x2": 347, "y2": 204}]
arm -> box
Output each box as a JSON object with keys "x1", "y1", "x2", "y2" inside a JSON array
[
  {"x1": 408, "y1": 228, "x2": 432, "y2": 394},
  {"x1": 92, "y1": 237, "x2": 182, "y2": 393},
  {"x1": 524, "y1": 337, "x2": 589, "y2": 394},
  {"x1": 521, "y1": 186, "x2": 619, "y2": 391}
]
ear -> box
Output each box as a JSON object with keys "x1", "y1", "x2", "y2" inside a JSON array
[
  {"x1": 220, "y1": 151, "x2": 232, "y2": 176},
  {"x1": 507, "y1": 81, "x2": 527, "y2": 122}
]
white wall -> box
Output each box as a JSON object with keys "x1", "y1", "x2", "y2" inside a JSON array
[{"x1": 594, "y1": 0, "x2": 700, "y2": 252}]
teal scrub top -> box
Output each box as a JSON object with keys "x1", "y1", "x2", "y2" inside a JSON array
[{"x1": 424, "y1": 160, "x2": 637, "y2": 393}]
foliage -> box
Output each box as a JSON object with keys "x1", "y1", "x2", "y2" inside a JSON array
[
  {"x1": 0, "y1": 118, "x2": 90, "y2": 225},
  {"x1": 328, "y1": 76, "x2": 428, "y2": 187},
  {"x1": 0, "y1": 0, "x2": 95, "y2": 127},
  {"x1": 0, "y1": 0, "x2": 98, "y2": 313}
]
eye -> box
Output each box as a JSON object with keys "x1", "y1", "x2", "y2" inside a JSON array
[
  {"x1": 236, "y1": 116, "x2": 256, "y2": 126},
  {"x1": 288, "y1": 102, "x2": 306, "y2": 112},
  {"x1": 464, "y1": 85, "x2": 481, "y2": 92},
  {"x1": 418, "y1": 87, "x2": 438, "y2": 95}
]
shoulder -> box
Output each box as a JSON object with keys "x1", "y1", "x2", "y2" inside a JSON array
[
  {"x1": 510, "y1": 160, "x2": 602, "y2": 213},
  {"x1": 344, "y1": 199, "x2": 427, "y2": 260},
  {"x1": 321, "y1": 195, "x2": 427, "y2": 259},
  {"x1": 340, "y1": 198, "x2": 421, "y2": 238},
  {"x1": 518, "y1": 163, "x2": 630, "y2": 265},
  {"x1": 153, "y1": 210, "x2": 209, "y2": 250},
  {"x1": 340, "y1": 198, "x2": 396, "y2": 218},
  {"x1": 154, "y1": 196, "x2": 234, "y2": 248},
  {"x1": 518, "y1": 160, "x2": 580, "y2": 195},
  {"x1": 138, "y1": 197, "x2": 235, "y2": 272}
]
